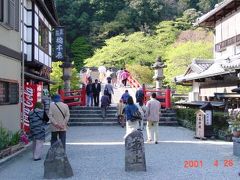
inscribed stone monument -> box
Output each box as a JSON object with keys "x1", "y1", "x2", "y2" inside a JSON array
[
  {"x1": 125, "y1": 130, "x2": 146, "y2": 171},
  {"x1": 44, "y1": 141, "x2": 73, "y2": 179}
]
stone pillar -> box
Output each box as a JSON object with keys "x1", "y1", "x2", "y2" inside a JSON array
[
  {"x1": 60, "y1": 56, "x2": 73, "y2": 93},
  {"x1": 152, "y1": 57, "x2": 166, "y2": 91}
]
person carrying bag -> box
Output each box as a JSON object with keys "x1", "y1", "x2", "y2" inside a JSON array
[{"x1": 49, "y1": 94, "x2": 70, "y2": 151}]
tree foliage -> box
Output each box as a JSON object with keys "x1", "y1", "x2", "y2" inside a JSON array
[
  {"x1": 54, "y1": 0, "x2": 223, "y2": 92},
  {"x1": 50, "y1": 62, "x2": 80, "y2": 94},
  {"x1": 164, "y1": 40, "x2": 213, "y2": 93},
  {"x1": 71, "y1": 37, "x2": 93, "y2": 71}
]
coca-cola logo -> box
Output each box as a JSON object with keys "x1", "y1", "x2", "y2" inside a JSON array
[{"x1": 23, "y1": 87, "x2": 34, "y2": 127}]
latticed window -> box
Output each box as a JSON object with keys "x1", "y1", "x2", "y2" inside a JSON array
[
  {"x1": 0, "y1": 0, "x2": 19, "y2": 31},
  {"x1": 0, "y1": 0, "x2": 3, "y2": 22},
  {"x1": 0, "y1": 80, "x2": 19, "y2": 105},
  {"x1": 39, "y1": 19, "x2": 49, "y2": 53}
]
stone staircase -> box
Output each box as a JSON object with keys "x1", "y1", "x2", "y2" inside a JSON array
[
  {"x1": 69, "y1": 105, "x2": 178, "y2": 126},
  {"x1": 159, "y1": 109, "x2": 178, "y2": 126},
  {"x1": 69, "y1": 106, "x2": 118, "y2": 126}
]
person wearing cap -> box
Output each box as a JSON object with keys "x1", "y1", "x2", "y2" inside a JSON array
[{"x1": 48, "y1": 94, "x2": 70, "y2": 150}]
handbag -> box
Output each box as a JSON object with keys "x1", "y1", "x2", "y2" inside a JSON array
[{"x1": 131, "y1": 109, "x2": 142, "y2": 122}]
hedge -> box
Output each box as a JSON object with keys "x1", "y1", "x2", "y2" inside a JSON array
[{"x1": 175, "y1": 108, "x2": 230, "y2": 140}]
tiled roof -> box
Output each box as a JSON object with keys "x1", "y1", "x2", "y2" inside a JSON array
[{"x1": 174, "y1": 56, "x2": 240, "y2": 83}]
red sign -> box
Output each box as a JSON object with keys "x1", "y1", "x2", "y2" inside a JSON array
[{"x1": 21, "y1": 84, "x2": 38, "y2": 133}]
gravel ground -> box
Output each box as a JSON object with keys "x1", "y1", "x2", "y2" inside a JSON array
[{"x1": 0, "y1": 126, "x2": 239, "y2": 180}]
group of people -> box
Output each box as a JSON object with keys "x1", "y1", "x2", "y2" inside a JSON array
[
  {"x1": 29, "y1": 94, "x2": 70, "y2": 161},
  {"x1": 117, "y1": 88, "x2": 160, "y2": 144}
]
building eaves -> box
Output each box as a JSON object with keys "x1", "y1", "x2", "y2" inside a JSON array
[
  {"x1": 195, "y1": 0, "x2": 240, "y2": 27},
  {"x1": 35, "y1": 0, "x2": 59, "y2": 26}
]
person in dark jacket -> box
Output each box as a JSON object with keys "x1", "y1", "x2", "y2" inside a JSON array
[
  {"x1": 29, "y1": 102, "x2": 49, "y2": 161},
  {"x1": 135, "y1": 87, "x2": 144, "y2": 105},
  {"x1": 121, "y1": 90, "x2": 130, "y2": 104},
  {"x1": 101, "y1": 90, "x2": 110, "y2": 118},
  {"x1": 86, "y1": 79, "x2": 93, "y2": 106},
  {"x1": 92, "y1": 79, "x2": 101, "y2": 106}
]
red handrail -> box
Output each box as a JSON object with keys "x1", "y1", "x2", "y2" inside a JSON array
[
  {"x1": 128, "y1": 75, "x2": 171, "y2": 109},
  {"x1": 58, "y1": 86, "x2": 86, "y2": 107}
]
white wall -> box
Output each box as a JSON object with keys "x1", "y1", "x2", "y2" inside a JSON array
[
  {"x1": 215, "y1": 8, "x2": 240, "y2": 59},
  {"x1": 0, "y1": 54, "x2": 21, "y2": 132}
]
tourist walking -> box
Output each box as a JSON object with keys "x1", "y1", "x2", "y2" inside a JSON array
[
  {"x1": 101, "y1": 90, "x2": 110, "y2": 119},
  {"x1": 104, "y1": 80, "x2": 114, "y2": 104},
  {"x1": 121, "y1": 70, "x2": 129, "y2": 87},
  {"x1": 111, "y1": 70, "x2": 117, "y2": 87},
  {"x1": 29, "y1": 102, "x2": 49, "y2": 161},
  {"x1": 92, "y1": 79, "x2": 101, "y2": 106},
  {"x1": 136, "y1": 101, "x2": 147, "y2": 131},
  {"x1": 98, "y1": 66, "x2": 106, "y2": 83},
  {"x1": 49, "y1": 94, "x2": 70, "y2": 150},
  {"x1": 106, "y1": 68, "x2": 113, "y2": 82},
  {"x1": 116, "y1": 68, "x2": 124, "y2": 87},
  {"x1": 146, "y1": 93, "x2": 161, "y2": 144},
  {"x1": 116, "y1": 99, "x2": 125, "y2": 128},
  {"x1": 121, "y1": 90, "x2": 130, "y2": 104},
  {"x1": 135, "y1": 87, "x2": 144, "y2": 105},
  {"x1": 86, "y1": 79, "x2": 93, "y2": 106},
  {"x1": 124, "y1": 96, "x2": 140, "y2": 138}
]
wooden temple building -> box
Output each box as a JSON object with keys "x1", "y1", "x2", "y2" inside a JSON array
[{"x1": 175, "y1": 0, "x2": 240, "y2": 108}]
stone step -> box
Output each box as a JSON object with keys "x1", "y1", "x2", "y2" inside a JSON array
[
  {"x1": 69, "y1": 121, "x2": 178, "y2": 126},
  {"x1": 70, "y1": 109, "x2": 117, "y2": 114},
  {"x1": 70, "y1": 113, "x2": 116, "y2": 118},
  {"x1": 69, "y1": 122, "x2": 119, "y2": 126},
  {"x1": 159, "y1": 117, "x2": 177, "y2": 121},
  {"x1": 160, "y1": 113, "x2": 176, "y2": 117},
  {"x1": 159, "y1": 121, "x2": 178, "y2": 126},
  {"x1": 70, "y1": 106, "x2": 117, "y2": 110},
  {"x1": 70, "y1": 117, "x2": 118, "y2": 122}
]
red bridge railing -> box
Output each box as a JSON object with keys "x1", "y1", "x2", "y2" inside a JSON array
[
  {"x1": 127, "y1": 75, "x2": 141, "y2": 88},
  {"x1": 127, "y1": 75, "x2": 171, "y2": 109},
  {"x1": 58, "y1": 86, "x2": 86, "y2": 107}
]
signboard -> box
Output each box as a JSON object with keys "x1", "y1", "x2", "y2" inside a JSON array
[
  {"x1": 196, "y1": 110, "x2": 205, "y2": 138},
  {"x1": 205, "y1": 110, "x2": 212, "y2": 126},
  {"x1": 54, "y1": 26, "x2": 65, "y2": 61}
]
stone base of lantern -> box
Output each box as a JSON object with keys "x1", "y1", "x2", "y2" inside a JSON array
[{"x1": 233, "y1": 137, "x2": 240, "y2": 156}]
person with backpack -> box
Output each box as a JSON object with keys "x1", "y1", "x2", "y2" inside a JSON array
[
  {"x1": 104, "y1": 79, "x2": 114, "y2": 104},
  {"x1": 123, "y1": 96, "x2": 141, "y2": 138},
  {"x1": 49, "y1": 94, "x2": 70, "y2": 150},
  {"x1": 29, "y1": 102, "x2": 49, "y2": 161}
]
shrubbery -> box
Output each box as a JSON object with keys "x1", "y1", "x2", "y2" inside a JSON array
[
  {"x1": 0, "y1": 126, "x2": 20, "y2": 151},
  {"x1": 176, "y1": 108, "x2": 229, "y2": 138}
]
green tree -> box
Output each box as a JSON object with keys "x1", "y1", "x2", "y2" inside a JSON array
[
  {"x1": 50, "y1": 62, "x2": 80, "y2": 94},
  {"x1": 164, "y1": 41, "x2": 213, "y2": 93},
  {"x1": 198, "y1": 0, "x2": 223, "y2": 13},
  {"x1": 71, "y1": 36, "x2": 93, "y2": 72}
]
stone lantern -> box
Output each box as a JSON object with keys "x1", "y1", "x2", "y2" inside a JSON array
[
  {"x1": 152, "y1": 57, "x2": 166, "y2": 90},
  {"x1": 60, "y1": 56, "x2": 73, "y2": 93}
]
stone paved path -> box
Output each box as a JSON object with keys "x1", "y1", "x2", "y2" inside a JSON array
[{"x1": 0, "y1": 126, "x2": 239, "y2": 180}]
